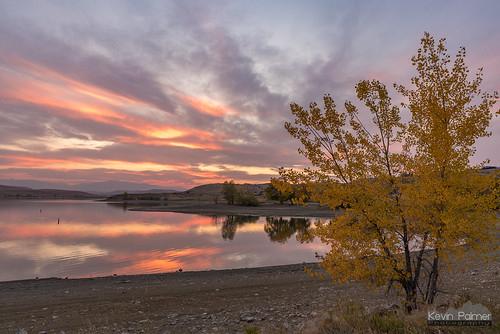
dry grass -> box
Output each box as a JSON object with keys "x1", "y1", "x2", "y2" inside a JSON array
[{"x1": 312, "y1": 297, "x2": 499, "y2": 334}]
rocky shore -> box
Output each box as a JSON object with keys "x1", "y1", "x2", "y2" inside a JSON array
[{"x1": 1, "y1": 257, "x2": 499, "y2": 334}]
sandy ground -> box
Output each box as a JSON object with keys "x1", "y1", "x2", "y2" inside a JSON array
[
  {"x1": 127, "y1": 203, "x2": 337, "y2": 218},
  {"x1": 1, "y1": 255, "x2": 499, "y2": 334}
]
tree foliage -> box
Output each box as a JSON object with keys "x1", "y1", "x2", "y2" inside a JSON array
[
  {"x1": 277, "y1": 33, "x2": 498, "y2": 312},
  {"x1": 268, "y1": 177, "x2": 310, "y2": 205},
  {"x1": 264, "y1": 183, "x2": 291, "y2": 204}
]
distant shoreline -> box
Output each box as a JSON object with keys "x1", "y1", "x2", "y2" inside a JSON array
[{"x1": 126, "y1": 202, "x2": 337, "y2": 218}]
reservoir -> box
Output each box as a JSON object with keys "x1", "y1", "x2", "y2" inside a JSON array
[{"x1": 0, "y1": 200, "x2": 328, "y2": 281}]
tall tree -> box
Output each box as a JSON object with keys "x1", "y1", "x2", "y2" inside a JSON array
[
  {"x1": 222, "y1": 180, "x2": 237, "y2": 205},
  {"x1": 277, "y1": 33, "x2": 498, "y2": 312}
]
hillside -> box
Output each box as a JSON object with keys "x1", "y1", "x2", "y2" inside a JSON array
[
  {"x1": 184, "y1": 183, "x2": 268, "y2": 195},
  {"x1": 0, "y1": 185, "x2": 96, "y2": 200},
  {"x1": 106, "y1": 183, "x2": 269, "y2": 202},
  {"x1": 0, "y1": 179, "x2": 180, "y2": 194}
]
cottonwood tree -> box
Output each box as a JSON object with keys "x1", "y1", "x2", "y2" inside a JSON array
[
  {"x1": 277, "y1": 33, "x2": 498, "y2": 312},
  {"x1": 222, "y1": 180, "x2": 237, "y2": 205}
]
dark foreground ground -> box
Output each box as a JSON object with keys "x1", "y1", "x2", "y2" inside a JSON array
[{"x1": 1, "y1": 256, "x2": 499, "y2": 334}]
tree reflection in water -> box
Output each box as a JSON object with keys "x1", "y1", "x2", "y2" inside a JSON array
[
  {"x1": 212, "y1": 215, "x2": 315, "y2": 243},
  {"x1": 264, "y1": 217, "x2": 314, "y2": 243},
  {"x1": 213, "y1": 215, "x2": 259, "y2": 240}
]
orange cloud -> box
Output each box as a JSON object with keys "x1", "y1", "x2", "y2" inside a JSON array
[
  {"x1": 117, "y1": 136, "x2": 221, "y2": 150},
  {"x1": 0, "y1": 57, "x2": 221, "y2": 151},
  {"x1": 0, "y1": 154, "x2": 183, "y2": 172},
  {"x1": 0, "y1": 54, "x2": 277, "y2": 186},
  {"x1": 1, "y1": 55, "x2": 158, "y2": 109},
  {"x1": 177, "y1": 93, "x2": 236, "y2": 117}
]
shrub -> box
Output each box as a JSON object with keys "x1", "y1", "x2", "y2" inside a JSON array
[
  {"x1": 244, "y1": 326, "x2": 260, "y2": 334},
  {"x1": 236, "y1": 191, "x2": 260, "y2": 206}
]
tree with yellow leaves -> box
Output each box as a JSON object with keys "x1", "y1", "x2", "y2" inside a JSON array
[{"x1": 276, "y1": 33, "x2": 498, "y2": 312}]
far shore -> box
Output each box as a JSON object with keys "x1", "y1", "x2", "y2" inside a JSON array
[{"x1": 122, "y1": 202, "x2": 338, "y2": 218}]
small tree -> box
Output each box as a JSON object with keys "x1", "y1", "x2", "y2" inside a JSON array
[
  {"x1": 277, "y1": 33, "x2": 498, "y2": 312},
  {"x1": 222, "y1": 180, "x2": 237, "y2": 205}
]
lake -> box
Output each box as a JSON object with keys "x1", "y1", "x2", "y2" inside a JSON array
[{"x1": 0, "y1": 200, "x2": 329, "y2": 282}]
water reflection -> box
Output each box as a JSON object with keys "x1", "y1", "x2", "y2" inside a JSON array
[
  {"x1": 0, "y1": 200, "x2": 328, "y2": 281},
  {"x1": 214, "y1": 215, "x2": 259, "y2": 240},
  {"x1": 264, "y1": 217, "x2": 315, "y2": 243},
  {"x1": 212, "y1": 215, "x2": 315, "y2": 243}
]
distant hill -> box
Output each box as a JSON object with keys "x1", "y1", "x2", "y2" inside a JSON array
[
  {"x1": 106, "y1": 182, "x2": 270, "y2": 202},
  {"x1": 184, "y1": 183, "x2": 269, "y2": 196},
  {"x1": 479, "y1": 166, "x2": 499, "y2": 174},
  {"x1": 102, "y1": 188, "x2": 180, "y2": 196},
  {"x1": 0, "y1": 185, "x2": 96, "y2": 200},
  {"x1": 0, "y1": 179, "x2": 181, "y2": 194}
]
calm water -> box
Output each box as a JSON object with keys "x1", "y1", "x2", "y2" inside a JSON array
[{"x1": 0, "y1": 200, "x2": 328, "y2": 282}]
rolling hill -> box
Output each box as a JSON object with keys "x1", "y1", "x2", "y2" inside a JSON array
[{"x1": 0, "y1": 185, "x2": 96, "y2": 199}]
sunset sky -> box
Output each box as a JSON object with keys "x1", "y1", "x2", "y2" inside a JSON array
[{"x1": 1, "y1": 0, "x2": 499, "y2": 190}]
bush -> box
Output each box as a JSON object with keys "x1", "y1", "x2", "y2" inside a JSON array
[{"x1": 236, "y1": 191, "x2": 260, "y2": 206}]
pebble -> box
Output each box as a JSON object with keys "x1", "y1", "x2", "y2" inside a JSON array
[{"x1": 240, "y1": 315, "x2": 255, "y2": 322}]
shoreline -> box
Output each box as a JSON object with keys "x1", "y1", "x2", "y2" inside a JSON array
[
  {"x1": 1, "y1": 257, "x2": 498, "y2": 333},
  {"x1": 0, "y1": 262, "x2": 319, "y2": 285},
  {"x1": 126, "y1": 202, "x2": 337, "y2": 218}
]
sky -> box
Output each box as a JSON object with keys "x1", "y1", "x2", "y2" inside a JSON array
[{"x1": 0, "y1": 0, "x2": 499, "y2": 190}]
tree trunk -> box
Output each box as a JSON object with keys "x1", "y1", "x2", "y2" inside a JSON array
[
  {"x1": 426, "y1": 250, "x2": 440, "y2": 304},
  {"x1": 404, "y1": 282, "x2": 418, "y2": 313}
]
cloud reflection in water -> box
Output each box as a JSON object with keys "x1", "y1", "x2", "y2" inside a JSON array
[{"x1": 0, "y1": 200, "x2": 329, "y2": 281}]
